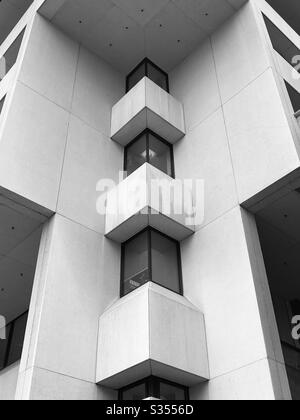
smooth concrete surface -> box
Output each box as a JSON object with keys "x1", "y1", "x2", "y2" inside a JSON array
[
  {"x1": 190, "y1": 358, "x2": 290, "y2": 401},
  {"x1": 223, "y1": 68, "x2": 300, "y2": 204},
  {"x1": 96, "y1": 282, "x2": 209, "y2": 389},
  {"x1": 16, "y1": 214, "x2": 120, "y2": 400},
  {"x1": 111, "y1": 77, "x2": 185, "y2": 145},
  {"x1": 0, "y1": 362, "x2": 20, "y2": 401},
  {"x1": 0, "y1": 81, "x2": 69, "y2": 211},
  {"x1": 105, "y1": 163, "x2": 195, "y2": 243},
  {"x1": 0, "y1": 13, "x2": 124, "y2": 215},
  {"x1": 1, "y1": 0, "x2": 298, "y2": 401},
  {"x1": 182, "y1": 206, "x2": 290, "y2": 399},
  {"x1": 57, "y1": 114, "x2": 123, "y2": 234},
  {"x1": 16, "y1": 366, "x2": 116, "y2": 401}
]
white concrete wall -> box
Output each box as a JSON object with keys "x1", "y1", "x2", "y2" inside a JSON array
[
  {"x1": 0, "y1": 362, "x2": 20, "y2": 400},
  {"x1": 171, "y1": 0, "x2": 300, "y2": 213},
  {"x1": 1, "y1": 0, "x2": 298, "y2": 401},
  {"x1": 1, "y1": 14, "x2": 125, "y2": 400},
  {"x1": 169, "y1": 0, "x2": 294, "y2": 400}
]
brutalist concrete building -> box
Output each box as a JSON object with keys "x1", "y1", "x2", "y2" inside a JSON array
[{"x1": 0, "y1": 0, "x2": 300, "y2": 401}]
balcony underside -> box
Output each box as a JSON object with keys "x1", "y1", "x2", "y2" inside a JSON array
[{"x1": 111, "y1": 77, "x2": 185, "y2": 146}]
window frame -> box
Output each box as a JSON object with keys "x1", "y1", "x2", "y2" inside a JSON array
[
  {"x1": 120, "y1": 227, "x2": 183, "y2": 298},
  {"x1": 124, "y1": 129, "x2": 175, "y2": 178},
  {"x1": 126, "y1": 58, "x2": 169, "y2": 93},
  {"x1": 0, "y1": 310, "x2": 28, "y2": 372},
  {"x1": 118, "y1": 376, "x2": 189, "y2": 400}
]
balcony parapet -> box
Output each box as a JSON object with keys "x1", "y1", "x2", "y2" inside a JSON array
[
  {"x1": 96, "y1": 282, "x2": 209, "y2": 389},
  {"x1": 111, "y1": 77, "x2": 185, "y2": 146},
  {"x1": 104, "y1": 163, "x2": 196, "y2": 243}
]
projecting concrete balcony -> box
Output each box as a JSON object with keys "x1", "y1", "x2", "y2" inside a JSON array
[
  {"x1": 111, "y1": 77, "x2": 185, "y2": 146},
  {"x1": 96, "y1": 282, "x2": 209, "y2": 389},
  {"x1": 105, "y1": 163, "x2": 195, "y2": 243}
]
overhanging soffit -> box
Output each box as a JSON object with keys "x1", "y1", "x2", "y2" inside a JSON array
[{"x1": 39, "y1": 0, "x2": 247, "y2": 73}]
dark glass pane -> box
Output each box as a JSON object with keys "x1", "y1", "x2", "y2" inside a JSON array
[
  {"x1": 0, "y1": 96, "x2": 5, "y2": 115},
  {"x1": 0, "y1": 324, "x2": 11, "y2": 371},
  {"x1": 147, "y1": 62, "x2": 168, "y2": 91},
  {"x1": 7, "y1": 313, "x2": 28, "y2": 366},
  {"x1": 151, "y1": 231, "x2": 181, "y2": 294},
  {"x1": 159, "y1": 382, "x2": 186, "y2": 400},
  {"x1": 0, "y1": 30, "x2": 25, "y2": 81},
  {"x1": 126, "y1": 133, "x2": 147, "y2": 176},
  {"x1": 122, "y1": 382, "x2": 147, "y2": 400},
  {"x1": 263, "y1": 16, "x2": 300, "y2": 71},
  {"x1": 149, "y1": 133, "x2": 172, "y2": 177},
  {"x1": 285, "y1": 82, "x2": 300, "y2": 113},
  {"x1": 127, "y1": 61, "x2": 147, "y2": 92},
  {"x1": 123, "y1": 231, "x2": 150, "y2": 296}
]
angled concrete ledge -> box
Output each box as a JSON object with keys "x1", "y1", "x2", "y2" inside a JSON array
[
  {"x1": 96, "y1": 282, "x2": 209, "y2": 389},
  {"x1": 105, "y1": 163, "x2": 195, "y2": 243},
  {"x1": 111, "y1": 77, "x2": 185, "y2": 146}
]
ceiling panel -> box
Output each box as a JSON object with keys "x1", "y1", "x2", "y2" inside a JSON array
[
  {"x1": 0, "y1": 200, "x2": 43, "y2": 325},
  {"x1": 82, "y1": 6, "x2": 145, "y2": 73},
  {"x1": 257, "y1": 191, "x2": 300, "y2": 243},
  {"x1": 145, "y1": 1, "x2": 206, "y2": 71},
  {"x1": 111, "y1": 0, "x2": 170, "y2": 27},
  {"x1": 173, "y1": 0, "x2": 234, "y2": 33},
  {"x1": 52, "y1": 0, "x2": 114, "y2": 40},
  {"x1": 40, "y1": 0, "x2": 247, "y2": 73}
]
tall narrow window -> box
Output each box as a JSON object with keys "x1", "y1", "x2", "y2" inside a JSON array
[
  {"x1": 119, "y1": 377, "x2": 189, "y2": 400},
  {"x1": 124, "y1": 130, "x2": 174, "y2": 177},
  {"x1": 285, "y1": 81, "x2": 300, "y2": 114},
  {"x1": 126, "y1": 58, "x2": 169, "y2": 93},
  {"x1": 0, "y1": 311, "x2": 28, "y2": 372},
  {"x1": 0, "y1": 96, "x2": 5, "y2": 116},
  {"x1": 121, "y1": 228, "x2": 182, "y2": 297}
]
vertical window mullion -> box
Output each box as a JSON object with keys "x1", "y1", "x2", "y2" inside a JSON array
[{"x1": 146, "y1": 131, "x2": 150, "y2": 164}]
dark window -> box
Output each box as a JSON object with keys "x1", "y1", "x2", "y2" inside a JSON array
[
  {"x1": 0, "y1": 96, "x2": 5, "y2": 115},
  {"x1": 119, "y1": 377, "x2": 189, "y2": 401},
  {"x1": 124, "y1": 130, "x2": 174, "y2": 177},
  {"x1": 266, "y1": 0, "x2": 300, "y2": 36},
  {"x1": 121, "y1": 228, "x2": 183, "y2": 297},
  {"x1": 0, "y1": 311, "x2": 28, "y2": 372},
  {"x1": 0, "y1": 30, "x2": 25, "y2": 81},
  {"x1": 126, "y1": 58, "x2": 169, "y2": 93},
  {"x1": 285, "y1": 81, "x2": 300, "y2": 113},
  {"x1": 263, "y1": 15, "x2": 300, "y2": 72}
]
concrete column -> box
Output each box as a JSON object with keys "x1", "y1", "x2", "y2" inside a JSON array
[
  {"x1": 15, "y1": 214, "x2": 120, "y2": 400},
  {"x1": 181, "y1": 206, "x2": 291, "y2": 400}
]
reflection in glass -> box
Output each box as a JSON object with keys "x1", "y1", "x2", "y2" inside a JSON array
[
  {"x1": 121, "y1": 229, "x2": 182, "y2": 297},
  {"x1": 151, "y1": 231, "x2": 181, "y2": 294},
  {"x1": 125, "y1": 131, "x2": 174, "y2": 178},
  {"x1": 126, "y1": 59, "x2": 169, "y2": 93},
  {"x1": 0, "y1": 312, "x2": 28, "y2": 372},
  {"x1": 122, "y1": 231, "x2": 150, "y2": 296}
]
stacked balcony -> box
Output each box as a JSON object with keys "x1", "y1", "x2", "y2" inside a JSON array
[{"x1": 97, "y1": 59, "x2": 209, "y2": 398}]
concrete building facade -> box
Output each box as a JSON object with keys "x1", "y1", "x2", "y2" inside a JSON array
[{"x1": 0, "y1": 0, "x2": 299, "y2": 400}]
